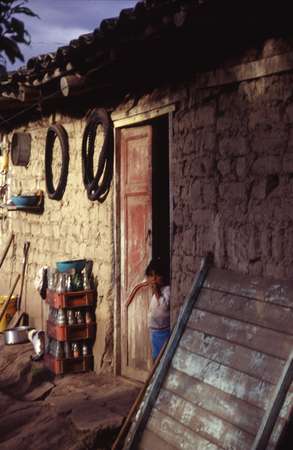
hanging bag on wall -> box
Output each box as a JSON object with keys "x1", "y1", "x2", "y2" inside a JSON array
[{"x1": 45, "y1": 123, "x2": 69, "y2": 200}]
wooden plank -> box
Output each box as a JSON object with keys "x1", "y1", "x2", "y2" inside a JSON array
[
  {"x1": 196, "y1": 289, "x2": 293, "y2": 335},
  {"x1": 181, "y1": 327, "x2": 284, "y2": 385},
  {"x1": 194, "y1": 51, "x2": 293, "y2": 90},
  {"x1": 113, "y1": 105, "x2": 175, "y2": 129},
  {"x1": 146, "y1": 408, "x2": 221, "y2": 450},
  {"x1": 112, "y1": 341, "x2": 168, "y2": 450},
  {"x1": 165, "y1": 368, "x2": 287, "y2": 446},
  {"x1": 252, "y1": 352, "x2": 293, "y2": 450},
  {"x1": 204, "y1": 268, "x2": 293, "y2": 309},
  {"x1": 269, "y1": 416, "x2": 290, "y2": 449},
  {"x1": 154, "y1": 388, "x2": 253, "y2": 450},
  {"x1": 123, "y1": 254, "x2": 213, "y2": 450},
  {"x1": 188, "y1": 309, "x2": 293, "y2": 360},
  {"x1": 279, "y1": 391, "x2": 293, "y2": 419},
  {"x1": 139, "y1": 429, "x2": 177, "y2": 450},
  {"x1": 164, "y1": 367, "x2": 263, "y2": 436},
  {"x1": 172, "y1": 347, "x2": 273, "y2": 410}
]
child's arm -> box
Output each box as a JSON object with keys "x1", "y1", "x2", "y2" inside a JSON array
[{"x1": 125, "y1": 281, "x2": 149, "y2": 308}]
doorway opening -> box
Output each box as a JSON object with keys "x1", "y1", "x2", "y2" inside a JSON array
[{"x1": 151, "y1": 116, "x2": 170, "y2": 281}]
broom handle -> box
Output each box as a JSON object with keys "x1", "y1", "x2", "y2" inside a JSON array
[
  {"x1": 18, "y1": 242, "x2": 30, "y2": 311},
  {"x1": 0, "y1": 274, "x2": 21, "y2": 323},
  {"x1": 0, "y1": 233, "x2": 14, "y2": 270}
]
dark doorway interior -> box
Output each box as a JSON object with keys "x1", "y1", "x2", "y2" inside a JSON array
[{"x1": 152, "y1": 116, "x2": 170, "y2": 282}]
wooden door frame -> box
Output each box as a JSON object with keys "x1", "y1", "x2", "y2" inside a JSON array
[{"x1": 112, "y1": 105, "x2": 175, "y2": 377}]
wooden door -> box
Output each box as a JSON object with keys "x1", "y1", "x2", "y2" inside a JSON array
[{"x1": 120, "y1": 126, "x2": 153, "y2": 382}]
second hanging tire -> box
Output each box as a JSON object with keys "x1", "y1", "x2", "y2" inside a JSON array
[
  {"x1": 81, "y1": 108, "x2": 114, "y2": 203},
  {"x1": 45, "y1": 123, "x2": 69, "y2": 201}
]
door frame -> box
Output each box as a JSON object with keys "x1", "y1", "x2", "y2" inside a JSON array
[{"x1": 113, "y1": 104, "x2": 174, "y2": 377}]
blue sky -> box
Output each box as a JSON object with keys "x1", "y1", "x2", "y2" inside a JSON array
[{"x1": 9, "y1": 0, "x2": 137, "y2": 70}]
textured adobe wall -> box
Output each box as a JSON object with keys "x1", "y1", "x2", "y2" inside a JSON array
[
  {"x1": 171, "y1": 72, "x2": 293, "y2": 316},
  {"x1": 0, "y1": 116, "x2": 114, "y2": 373}
]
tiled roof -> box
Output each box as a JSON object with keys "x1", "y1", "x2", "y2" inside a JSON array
[
  {"x1": 1, "y1": 0, "x2": 205, "y2": 97},
  {"x1": 0, "y1": 0, "x2": 291, "y2": 125}
]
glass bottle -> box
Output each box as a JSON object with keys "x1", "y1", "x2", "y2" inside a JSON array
[
  {"x1": 82, "y1": 342, "x2": 88, "y2": 356},
  {"x1": 85, "y1": 310, "x2": 93, "y2": 324},
  {"x1": 56, "y1": 273, "x2": 65, "y2": 293},
  {"x1": 67, "y1": 309, "x2": 76, "y2": 326},
  {"x1": 75, "y1": 310, "x2": 84, "y2": 325},
  {"x1": 82, "y1": 271, "x2": 91, "y2": 290},
  {"x1": 57, "y1": 308, "x2": 66, "y2": 326},
  {"x1": 64, "y1": 341, "x2": 72, "y2": 359},
  {"x1": 72, "y1": 342, "x2": 80, "y2": 358},
  {"x1": 55, "y1": 341, "x2": 64, "y2": 359}
]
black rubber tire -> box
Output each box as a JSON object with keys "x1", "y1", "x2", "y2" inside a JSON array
[
  {"x1": 81, "y1": 108, "x2": 114, "y2": 203},
  {"x1": 45, "y1": 124, "x2": 69, "y2": 201}
]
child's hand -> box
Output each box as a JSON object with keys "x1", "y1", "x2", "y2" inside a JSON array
[
  {"x1": 146, "y1": 273, "x2": 164, "y2": 299},
  {"x1": 152, "y1": 283, "x2": 162, "y2": 299}
]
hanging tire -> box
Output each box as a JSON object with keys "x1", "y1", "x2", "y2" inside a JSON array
[
  {"x1": 45, "y1": 124, "x2": 69, "y2": 200},
  {"x1": 81, "y1": 108, "x2": 114, "y2": 203}
]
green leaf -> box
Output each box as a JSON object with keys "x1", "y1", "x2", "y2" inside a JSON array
[
  {"x1": 0, "y1": 35, "x2": 23, "y2": 63},
  {"x1": 13, "y1": 6, "x2": 39, "y2": 19},
  {"x1": 10, "y1": 17, "x2": 25, "y2": 35},
  {"x1": 0, "y1": 0, "x2": 38, "y2": 66}
]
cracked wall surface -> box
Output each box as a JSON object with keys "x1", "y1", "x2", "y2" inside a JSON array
[{"x1": 171, "y1": 72, "x2": 293, "y2": 318}]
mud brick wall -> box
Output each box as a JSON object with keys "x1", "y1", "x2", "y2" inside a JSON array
[
  {"x1": 171, "y1": 72, "x2": 293, "y2": 317},
  {"x1": 0, "y1": 116, "x2": 114, "y2": 373}
]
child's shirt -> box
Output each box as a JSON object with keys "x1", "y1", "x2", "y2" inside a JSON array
[{"x1": 148, "y1": 285, "x2": 170, "y2": 330}]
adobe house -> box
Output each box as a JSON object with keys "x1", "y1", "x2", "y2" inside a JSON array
[{"x1": 0, "y1": 0, "x2": 293, "y2": 406}]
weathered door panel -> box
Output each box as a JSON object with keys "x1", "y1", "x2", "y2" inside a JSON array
[{"x1": 120, "y1": 126, "x2": 153, "y2": 382}]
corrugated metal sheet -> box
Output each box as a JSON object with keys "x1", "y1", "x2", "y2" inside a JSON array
[{"x1": 132, "y1": 268, "x2": 293, "y2": 449}]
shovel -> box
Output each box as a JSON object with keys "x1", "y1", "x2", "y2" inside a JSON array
[{"x1": 7, "y1": 241, "x2": 30, "y2": 329}]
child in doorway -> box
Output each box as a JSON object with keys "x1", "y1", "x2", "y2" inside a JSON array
[{"x1": 146, "y1": 258, "x2": 170, "y2": 361}]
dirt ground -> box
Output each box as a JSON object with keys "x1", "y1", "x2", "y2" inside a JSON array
[{"x1": 0, "y1": 335, "x2": 140, "y2": 450}]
